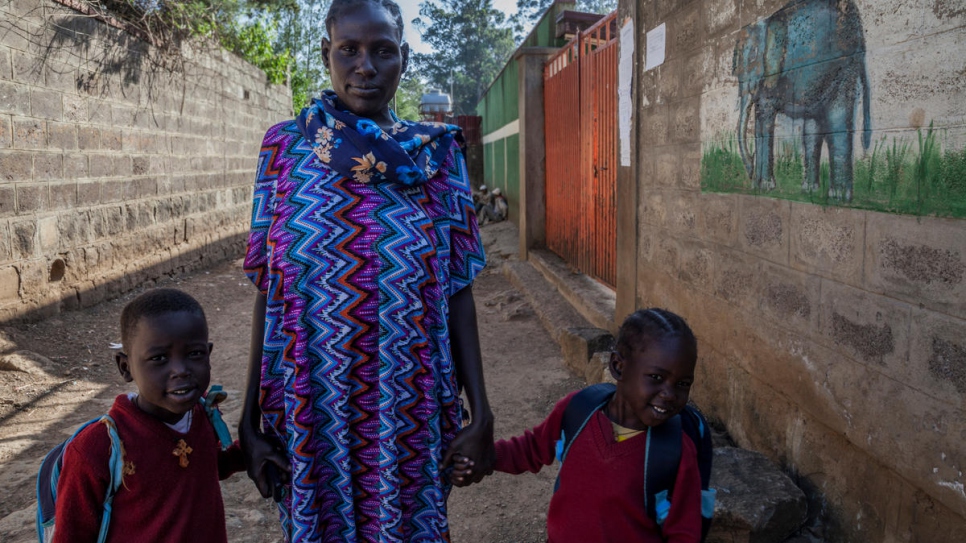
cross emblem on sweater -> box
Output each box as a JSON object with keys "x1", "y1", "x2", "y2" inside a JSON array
[{"x1": 173, "y1": 439, "x2": 193, "y2": 468}]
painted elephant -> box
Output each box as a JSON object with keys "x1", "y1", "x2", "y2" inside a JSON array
[{"x1": 733, "y1": 0, "x2": 871, "y2": 201}]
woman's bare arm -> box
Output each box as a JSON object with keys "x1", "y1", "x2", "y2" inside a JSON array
[{"x1": 443, "y1": 285, "x2": 495, "y2": 483}]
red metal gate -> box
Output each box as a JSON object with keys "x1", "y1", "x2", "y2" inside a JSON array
[{"x1": 544, "y1": 12, "x2": 618, "y2": 288}]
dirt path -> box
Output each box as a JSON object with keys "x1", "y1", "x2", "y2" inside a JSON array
[{"x1": 0, "y1": 222, "x2": 582, "y2": 542}]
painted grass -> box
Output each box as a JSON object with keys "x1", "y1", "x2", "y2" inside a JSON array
[{"x1": 700, "y1": 126, "x2": 966, "y2": 218}]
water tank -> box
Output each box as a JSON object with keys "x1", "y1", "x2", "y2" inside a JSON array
[{"x1": 419, "y1": 88, "x2": 453, "y2": 116}]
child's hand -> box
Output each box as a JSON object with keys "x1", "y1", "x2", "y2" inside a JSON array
[{"x1": 449, "y1": 454, "x2": 479, "y2": 487}]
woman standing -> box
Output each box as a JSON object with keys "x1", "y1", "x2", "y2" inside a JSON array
[{"x1": 239, "y1": 1, "x2": 494, "y2": 541}]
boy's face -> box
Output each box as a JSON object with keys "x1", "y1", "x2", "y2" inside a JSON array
[
  {"x1": 609, "y1": 337, "x2": 696, "y2": 429},
  {"x1": 115, "y1": 311, "x2": 212, "y2": 425}
]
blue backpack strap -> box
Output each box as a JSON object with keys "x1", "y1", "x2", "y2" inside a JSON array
[
  {"x1": 644, "y1": 412, "x2": 682, "y2": 526},
  {"x1": 649, "y1": 406, "x2": 717, "y2": 541},
  {"x1": 680, "y1": 405, "x2": 716, "y2": 541},
  {"x1": 97, "y1": 417, "x2": 124, "y2": 543},
  {"x1": 200, "y1": 385, "x2": 233, "y2": 449},
  {"x1": 36, "y1": 415, "x2": 124, "y2": 543},
  {"x1": 553, "y1": 383, "x2": 615, "y2": 492},
  {"x1": 680, "y1": 406, "x2": 712, "y2": 490}
]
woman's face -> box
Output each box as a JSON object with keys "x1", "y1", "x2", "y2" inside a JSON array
[{"x1": 322, "y1": 2, "x2": 408, "y2": 128}]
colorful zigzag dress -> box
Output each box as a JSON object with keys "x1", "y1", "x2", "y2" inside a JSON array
[{"x1": 244, "y1": 93, "x2": 485, "y2": 543}]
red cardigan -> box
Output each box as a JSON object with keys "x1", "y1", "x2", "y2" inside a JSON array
[
  {"x1": 495, "y1": 391, "x2": 702, "y2": 543},
  {"x1": 53, "y1": 394, "x2": 246, "y2": 543}
]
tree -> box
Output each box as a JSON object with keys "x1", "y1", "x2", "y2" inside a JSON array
[
  {"x1": 509, "y1": 0, "x2": 616, "y2": 41},
  {"x1": 270, "y1": 0, "x2": 330, "y2": 112},
  {"x1": 510, "y1": 0, "x2": 552, "y2": 35},
  {"x1": 394, "y1": 73, "x2": 425, "y2": 122},
  {"x1": 89, "y1": 0, "x2": 330, "y2": 114},
  {"x1": 227, "y1": 0, "x2": 330, "y2": 114},
  {"x1": 413, "y1": 0, "x2": 514, "y2": 115}
]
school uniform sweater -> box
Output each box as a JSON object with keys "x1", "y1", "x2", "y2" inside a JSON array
[
  {"x1": 495, "y1": 391, "x2": 702, "y2": 543},
  {"x1": 53, "y1": 394, "x2": 246, "y2": 543}
]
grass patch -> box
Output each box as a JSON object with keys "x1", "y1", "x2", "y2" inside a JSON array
[{"x1": 700, "y1": 126, "x2": 966, "y2": 218}]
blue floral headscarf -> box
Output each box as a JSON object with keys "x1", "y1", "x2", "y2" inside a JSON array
[{"x1": 296, "y1": 90, "x2": 460, "y2": 187}]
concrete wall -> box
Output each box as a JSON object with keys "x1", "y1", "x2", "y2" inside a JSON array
[
  {"x1": 0, "y1": 0, "x2": 291, "y2": 322},
  {"x1": 618, "y1": 0, "x2": 966, "y2": 539}
]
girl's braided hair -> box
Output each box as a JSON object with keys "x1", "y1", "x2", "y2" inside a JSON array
[
  {"x1": 325, "y1": 0, "x2": 405, "y2": 40},
  {"x1": 615, "y1": 308, "x2": 696, "y2": 360}
]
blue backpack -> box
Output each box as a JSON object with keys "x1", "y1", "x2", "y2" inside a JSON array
[
  {"x1": 35, "y1": 385, "x2": 234, "y2": 543},
  {"x1": 554, "y1": 383, "x2": 716, "y2": 540}
]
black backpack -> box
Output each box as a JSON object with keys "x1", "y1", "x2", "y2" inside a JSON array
[{"x1": 554, "y1": 383, "x2": 716, "y2": 540}]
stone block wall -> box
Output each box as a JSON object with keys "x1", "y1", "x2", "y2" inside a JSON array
[
  {"x1": 619, "y1": 0, "x2": 965, "y2": 539},
  {"x1": 0, "y1": 0, "x2": 291, "y2": 321}
]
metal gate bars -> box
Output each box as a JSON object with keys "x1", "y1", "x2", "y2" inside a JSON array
[{"x1": 544, "y1": 11, "x2": 618, "y2": 288}]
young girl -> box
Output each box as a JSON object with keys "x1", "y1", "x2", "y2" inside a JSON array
[
  {"x1": 239, "y1": 0, "x2": 494, "y2": 541},
  {"x1": 455, "y1": 308, "x2": 704, "y2": 542}
]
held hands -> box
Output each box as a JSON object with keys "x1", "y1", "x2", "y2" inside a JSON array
[
  {"x1": 239, "y1": 422, "x2": 291, "y2": 502},
  {"x1": 443, "y1": 414, "x2": 495, "y2": 487},
  {"x1": 449, "y1": 454, "x2": 483, "y2": 487}
]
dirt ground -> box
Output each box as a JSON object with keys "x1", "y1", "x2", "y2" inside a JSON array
[{"x1": 0, "y1": 221, "x2": 584, "y2": 543}]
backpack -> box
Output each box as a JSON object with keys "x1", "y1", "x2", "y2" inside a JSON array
[
  {"x1": 35, "y1": 385, "x2": 234, "y2": 543},
  {"x1": 554, "y1": 383, "x2": 716, "y2": 541}
]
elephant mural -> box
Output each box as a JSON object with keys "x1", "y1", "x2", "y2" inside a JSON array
[{"x1": 733, "y1": 0, "x2": 871, "y2": 201}]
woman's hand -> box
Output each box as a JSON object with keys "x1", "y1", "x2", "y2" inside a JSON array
[
  {"x1": 239, "y1": 422, "x2": 290, "y2": 501},
  {"x1": 443, "y1": 410, "x2": 495, "y2": 485},
  {"x1": 446, "y1": 285, "x2": 495, "y2": 485}
]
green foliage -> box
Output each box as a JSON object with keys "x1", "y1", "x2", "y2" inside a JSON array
[
  {"x1": 224, "y1": 1, "x2": 329, "y2": 114},
  {"x1": 413, "y1": 0, "x2": 515, "y2": 114},
  {"x1": 509, "y1": 0, "x2": 615, "y2": 40},
  {"x1": 89, "y1": 0, "x2": 329, "y2": 115},
  {"x1": 508, "y1": 0, "x2": 553, "y2": 37},
  {"x1": 221, "y1": 18, "x2": 292, "y2": 85},
  {"x1": 699, "y1": 136, "x2": 746, "y2": 192},
  {"x1": 270, "y1": 0, "x2": 329, "y2": 113},
  {"x1": 700, "y1": 127, "x2": 966, "y2": 218},
  {"x1": 394, "y1": 74, "x2": 425, "y2": 122},
  {"x1": 774, "y1": 140, "x2": 801, "y2": 182},
  {"x1": 92, "y1": 0, "x2": 245, "y2": 48}
]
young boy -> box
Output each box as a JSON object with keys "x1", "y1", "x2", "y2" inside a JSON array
[
  {"x1": 454, "y1": 308, "x2": 704, "y2": 542},
  {"x1": 52, "y1": 288, "x2": 245, "y2": 543}
]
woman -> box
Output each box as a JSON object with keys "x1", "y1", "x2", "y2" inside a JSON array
[{"x1": 239, "y1": 0, "x2": 494, "y2": 541}]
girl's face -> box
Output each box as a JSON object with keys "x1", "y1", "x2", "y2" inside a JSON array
[
  {"x1": 607, "y1": 336, "x2": 696, "y2": 430},
  {"x1": 321, "y1": 2, "x2": 408, "y2": 128}
]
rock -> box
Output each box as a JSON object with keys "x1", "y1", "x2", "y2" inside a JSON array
[
  {"x1": 559, "y1": 327, "x2": 614, "y2": 382},
  {"x1": 501, "y1": 304, "x2": 533, "y2": 322},
  {"x1": 594, "y1": 351, "x2": 615, "y2": 383},
  {"x1": 0, "y1": 350, "x2": 55, "y2": 376},
  {"x1": 0, "y1": 330, "x2": 15, "y2": 351},
  {"x1": 709, "y1": 447, "x2": 808, "y2": 543}
]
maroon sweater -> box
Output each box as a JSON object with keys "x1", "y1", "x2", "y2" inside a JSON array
[
  {"x1": 53, "y1": 394, "x2": 246, "y2": 543},
  {"x1": 495, "y1": 391, "x2": 702, "y2": 543}
]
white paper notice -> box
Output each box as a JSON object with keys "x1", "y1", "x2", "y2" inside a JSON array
[
  {"x1": 618, "y1": 19, "x2": 634, "y2": 166},
  {"x1": 645, "y1": 23, "x2": 666, "y2": 71}
]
